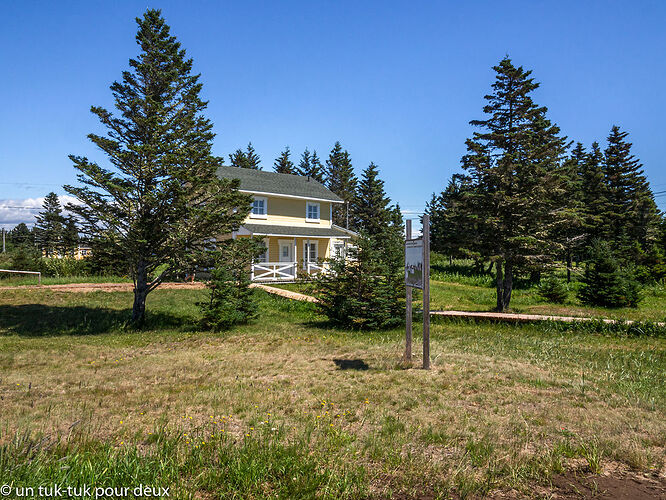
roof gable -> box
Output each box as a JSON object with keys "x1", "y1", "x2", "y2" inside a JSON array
[{"x1": 217, "y1": 166, "x2": 343, "y2": 203}]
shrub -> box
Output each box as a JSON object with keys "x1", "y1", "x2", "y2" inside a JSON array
[
  {"x1": 39, "y1": 257, "x2": 90, "y2": 277},
  {"x1": 577, "y1": 241, "x2": 642, "y2": 308},
  {"x1": 199, "y1": 238, "x2": 264, "y2": 331},
  {"x1": 316, "y1": 232, "x2": 404, "y2": 330},
  {"x1": 538, "y1": 275, "x2": 568, "y2": 303}
]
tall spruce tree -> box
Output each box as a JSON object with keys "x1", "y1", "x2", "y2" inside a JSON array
[
  {"x1": 8, "y1": 223, "x2": 34, "y2": 247},
  {"x1": 296, "y1": 148, "x2": 313, "y2": 176},
  {"x1": 229, "y1": 142, "x2": 261, "y2": 169},
  {"x1": 34, "y1": 192, "x2": 65, "y2": 257},
  {"x1": 273, "y1": 146, "x2": 295, "y2": 174},
  {"x1": 65, "y1": 10, "x2": 251, "y2": 324},
  {"x1": 602, "y1": 126, "x2": 659, "y2": 253},
  {"x1": 326, "y1": 141, "x2": 357, "y2": 228},
  {"x1": 295, "y1": 148, "x2": 326, "y2": 182},
  {"x1": 580, "y1": 142, "x2": 609, "y2": 246},
  {"x1": 61, "y1": 216, "x2": 80, "y2": 257},
  {"x1": 459, "y1": 58, "x2": 569, "y2": 311},
  {"x1": 355, "y1": 163, "x2": 392, "y2": 237},
  {"x1": 427, "y1": 173, "x2": 474, "y2": 260}
]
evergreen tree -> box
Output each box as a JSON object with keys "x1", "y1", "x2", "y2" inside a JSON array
[
  {"x1": 34, "y1": 192, "x2": 65, "y2": 257},
  {"x1": 65, "y1": 10, "x2": 251, "y2": 324},
  {"x1": 273, "y1": 146, "x2": 295, "y2": 174},
  {"x1": 199, "y1": 237, "x2": 264, "y2": 330},
  {"x1": 580, "y1": 142, "x2": 609, "y2": 245},
  {"x1": 229, "y1": 142, "x2": 261, "y2": 169},
  {"x1": 295, "y1": 148, "x2": 326, "y2": 182},
  {"x1": 326, "y1": 141, "x2": 357, "y2": 228},
  {"x1": 355, "y1": 163, "x2": 392, "y2": 237},
  {"x1": 458, "y1": 58, "x2": 569, "y2": 311},
  {"x1": 426, "y1": 174, "x2": 474, "y2": 260},
  {"x1": 552, "y1": 144, "x2": 586, "y2": 282},
  {"x1": 296, "y1": 148, "x2": 313, "y2": 176},
  {"x1": 309, "y1": 150, "x2": 326, "y2": 183},
  {"x1": 602, "y1": 126, "x2": 659, "y2": 253},
  {"x1": 8, "y1": 223, "x2": 33, "y2": 247},
  {"x1": 61, "y1": 216, "x2": 80, "y2": 257}
]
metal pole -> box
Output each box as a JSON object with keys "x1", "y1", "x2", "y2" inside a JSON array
[
  {"x1": 2, "y1": 228, "x2": 5, "y2": 253},
  {"x1": 422, "y1": 214, "x2": 431, "y2": 370},
  {"x1": 405, "y1": 220, "x2": 412, "y2": 362}
]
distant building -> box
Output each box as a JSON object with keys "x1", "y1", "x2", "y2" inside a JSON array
[{"x1": 216, "y1": 167, "x2": 357, "y2": 281}]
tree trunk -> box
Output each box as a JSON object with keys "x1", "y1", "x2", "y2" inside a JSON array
[
  {"x1": 132, "y1": 261, "x2": 148, "y2": 325},
  {"x1": 495, "y1": 260, "x2": 504, "y2": 312},
  {"x1": 502, "y1": 262, "x2": 513, "y2": 310},
  {"x1": 449, "y1": 255, "x2": 453, "y2": 265},
  {"x1": 566, "y1": 249, "x2": 572, "y2": 283},
  {"x1": 486, "y1": 261, "x2": 494, "y2": 274}
]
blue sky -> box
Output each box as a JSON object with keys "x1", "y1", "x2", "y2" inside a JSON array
[{"x1": 1, "y1": 0, "x2": 665, "y2": 228}]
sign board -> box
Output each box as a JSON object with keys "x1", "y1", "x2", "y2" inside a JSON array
[{"x1": 405, "y1": 239, "x2": 424, "y2": 289}]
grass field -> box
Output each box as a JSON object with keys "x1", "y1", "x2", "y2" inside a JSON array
[
  {"x1": 0, "y1": 274, "x2": 131, "y2": 287},
  {"x1": 1, "y1": 286, "x2": 664, "y2": 498}
]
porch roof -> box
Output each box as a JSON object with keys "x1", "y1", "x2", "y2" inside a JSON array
[{"x1": 241, "y1": 223, "x2": 353, "y2": 239}]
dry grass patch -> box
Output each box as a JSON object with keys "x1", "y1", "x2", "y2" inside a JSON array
[{"x1": 0, "y1": 288, "x2": 664, "y2": 498}]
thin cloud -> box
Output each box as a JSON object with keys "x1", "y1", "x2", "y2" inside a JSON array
[{"x1": 0, "y1": 195, "x2": 80, "y2": 229}]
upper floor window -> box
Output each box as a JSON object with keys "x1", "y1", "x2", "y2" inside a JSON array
[
  {"x1": 306, "y1": 202, "x2": 320, "y2": 222},
  {"x1": 251, "y1": 196, "x2": 267, "y2": 218}
]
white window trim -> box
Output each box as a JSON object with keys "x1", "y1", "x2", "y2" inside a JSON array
[
  {"x1": 277, "y1": 239, "x2": 295, "y2": 262},
  {"x1": 305, "y1": 201, "x2": 320, "y2": 223},
  {"x1": 303, "y1": 241, "x2": 318, "y2": 265},
  {"x1": 250, "y1": 196, "x2": 268, "y2": 219}
]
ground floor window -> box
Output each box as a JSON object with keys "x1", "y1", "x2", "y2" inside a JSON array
[{"x1": 303, "y1": 241, "x2": 318, "y2": 266}]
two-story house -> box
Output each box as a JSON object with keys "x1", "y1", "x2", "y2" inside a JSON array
[{"x1": 217, "y1": 166, "x2": 356, "y2": 281}]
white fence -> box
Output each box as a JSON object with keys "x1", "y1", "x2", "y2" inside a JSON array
[
  {"x1": 0, "y1": 269, "x2": 42, "y2": 284},
  {"x1": 250, "y1": 261, "x2": 331, "y2": 282}
]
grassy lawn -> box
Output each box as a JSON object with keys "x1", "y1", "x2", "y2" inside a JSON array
[
  {"x1": 0, "y1": 275, "x2": 131, "y2": 287},
  {"x1": 274, "y1": 258, "x2": 666, "y2": 322},
  {"x1": 0, "y1": 287, "x2": 664, "y2": 498}
]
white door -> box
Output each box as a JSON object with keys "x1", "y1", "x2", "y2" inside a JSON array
[{"x1": 278, "y1": 240, "x2": 295, "y2": 276}]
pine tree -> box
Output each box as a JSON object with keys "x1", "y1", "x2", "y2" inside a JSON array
[
  {"x1": 602, "y1": 126, "x2": 659, "y2": 253},
  {"x1": 459, "y1": 58, "x2": 569, "y2": 311},
  {"x1": 229, "y1": 142, "x2": 261, "y2": 169},
  {"x1": 273, "y1": 146, "x2": 295, "y2": 174},
  {"x1": 355, "y1": 163, "x2": 392, "y2": 237},
  {"x1": 61, "y1": 216, "x2": 80, "y2": 257},
  {"x1": 309, "y1": 151, "x2": 326, "y2": 183},
  {"x1": 580, "y1": 142, "x2": 609, "y2": 245},
  {"x1": 296, "y1": 148, "x2": 312, "y2": 176},
  {"x1": 65, "y1": 10, "x2": 251, "y2": 324},
  {"x1": 326, "y1": 141, "x2": 357, "y2": 228},
  {"x1": 426, "y1": 174, "x2": 473, "y2": 260},
  {"x1": 34, "y1": 192, "x2": 65, "y2": 257},
  {"x1": 8, "y1": 223, "x2": 33, "y2": 247}
]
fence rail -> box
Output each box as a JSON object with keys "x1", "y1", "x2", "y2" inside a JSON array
[
  {"x1": 251, "y1": 262, "x2": 297, "y2": 282},
  {"x1": 0, "y1": 269, "x2": 42, "y2": 284}
]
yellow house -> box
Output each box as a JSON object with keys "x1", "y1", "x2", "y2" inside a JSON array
[{"x1": 217, "y1": 166, "x2": 357, "y2": 281}]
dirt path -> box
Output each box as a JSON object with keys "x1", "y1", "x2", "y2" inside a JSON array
[
  {"x1": 250, "y1": 283, "x2": 319, "y2": 303},
  {"x1": 0, "y1": 282, "x2": 206, "y2": 293}
]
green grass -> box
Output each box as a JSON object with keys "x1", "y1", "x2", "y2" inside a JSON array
[
  {"x1": 0, "y1": 275, "x2": 131, "y2": 287},
  {"x1": 0, "y1": 287, "x2": 664, "y2": 498}
]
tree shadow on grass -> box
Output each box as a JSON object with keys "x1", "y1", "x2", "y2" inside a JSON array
[
  {"x1": 0, "y1": 304, "x2": 192, "y2": 337},
  {"x1": 333, "y1": 359, "x2": 369, "y2": 370}
]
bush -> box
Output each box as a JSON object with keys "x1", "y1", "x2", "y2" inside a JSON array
[
  {"x1": 315, "y1": 232, "x2": 404, "y2": 330},
  {"x1": 38, "y1": 257, "x2": 90, "y2": 277},
  {"x1": 538, "y1": 275, "x2": 568, "y2": 303},
  {"x1": 199, "y1": 238, "x2": 264, "y2": 331},
  {"x1": 577, "y1": 241, "x2": 642, "y2": 308}
]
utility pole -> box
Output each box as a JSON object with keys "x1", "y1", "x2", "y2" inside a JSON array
[{"x1": 2, "y1": 228, "x2": 5, "y2": 253}]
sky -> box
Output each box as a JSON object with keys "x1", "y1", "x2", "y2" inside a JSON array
[{"x1": 1, "y1": 0, "x2": 665, "y2": 229}]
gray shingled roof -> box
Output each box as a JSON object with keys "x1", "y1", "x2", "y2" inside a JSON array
[
  {"x1": 241, "y1": 223, "x2": 353, "y2": 238},
  {"x1": 217, "y1": 166, "x2": 343, "y2": 202}
]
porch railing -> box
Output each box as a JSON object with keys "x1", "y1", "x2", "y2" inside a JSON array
[
  {"x1": 251, "y1": 262, "x2": 297, "y2": 281},
  {"x1": 250, "y1": 261, "x2": 332, "y2": 281}
]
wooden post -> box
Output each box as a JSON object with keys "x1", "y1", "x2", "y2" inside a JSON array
[
  {"x1": 422, "y1": 214, "x2": 430, "y2": 370},
  {"x1": 405, "y1": 220, "x2": 412, "y2": 362}
]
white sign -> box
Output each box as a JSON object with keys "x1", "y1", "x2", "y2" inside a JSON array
[{"x1": 405, "y1": 239, "x2": 423, "y2": 289}]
